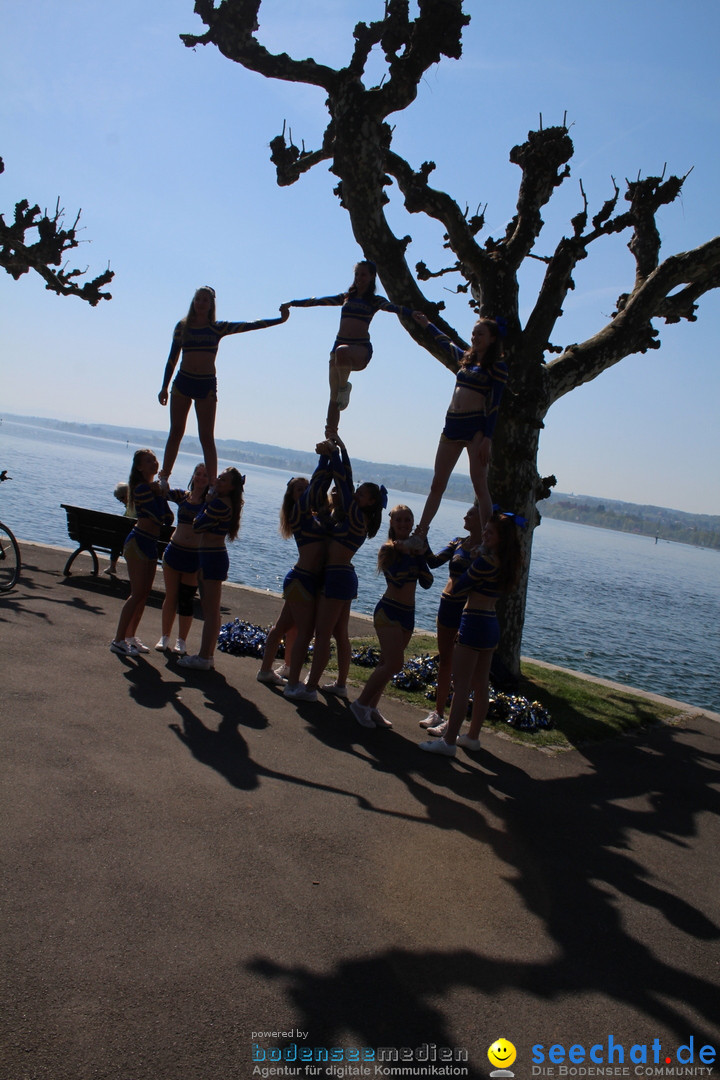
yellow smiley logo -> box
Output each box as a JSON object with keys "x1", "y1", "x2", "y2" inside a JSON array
[{"x1": 488, "y1": 1039, "x2": 517, "y2": 1069}]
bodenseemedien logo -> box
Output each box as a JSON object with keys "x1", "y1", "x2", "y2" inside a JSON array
[{"x1": 489, "y1": 1038, "x2": 517, "y2": 1077}]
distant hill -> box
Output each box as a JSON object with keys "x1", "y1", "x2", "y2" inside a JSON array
[{"x1": 5, "y1": 413, "x2": 720, "y2": 550}]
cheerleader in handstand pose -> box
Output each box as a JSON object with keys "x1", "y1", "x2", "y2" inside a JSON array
[
  {"x1": 287, "y1": 261, "x2": 414, "y2": 436},
  {"x1": 284, "y1": 437, "x2": 384, "y2": 701},
  {"x1": 256, "y1": 454, "x2": 333, "y2": 687},
  {"x1": 110, "y1": 449, "x2": 173, "y2": 657},
  {"x1": 350, "y1": 505, "x2": 433, "y2": 729},
  {"x1": 419, "y1": 511, "x2": 522, "y2": 757},
  {"x1": 408, "y1": 313, "x2": 507, "y2": 545},
  {"x1": 420, "y1": 502, "x2": 485, "y2": 735},
  {"x1": 155, "y1": 462, "x2": 208, "y2": 656},
  {"x1": 158, "y1": 287, "x2": 289, "y2": 486},
  {"x1": 177, "y1": 467, "x2": 245, "y2": 671}
]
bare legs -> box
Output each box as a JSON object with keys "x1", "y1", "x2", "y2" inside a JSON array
[
  {"x1": 325, "y1": 344, "x2": 371, "y2": 436},
  {"x1": 113, "y1": 553, "x2": 156, "y2": 644},
  {"x1": 416, "y1": 431, "x2": 492, "y2": 537},
  {"x1": 198, "y1": 578, "x2": 223, "y2": 661},
  {"x1": 161, "y1": 391, "x2": 218, "y2": 484},
  {"x1": 356, "y1": 624, "x2": 411, "y2": 709},
  {"x1": 443, "y1": 644, "x2": 494, "y2": 745},
  {"x1": 432, "y1": 622, "x2": 459, "y2": 720}
]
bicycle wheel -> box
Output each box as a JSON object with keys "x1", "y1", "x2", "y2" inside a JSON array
[{"x1": 0, "y1": 522, "x2": 21, "y2": 591}]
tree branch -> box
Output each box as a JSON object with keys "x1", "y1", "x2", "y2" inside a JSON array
[
  {"x1": 0, "y1": 161, "x2": 113, "y2": 304},
  {"x1": 545, "y1": 235, "x2": 720, "y2": 404}
]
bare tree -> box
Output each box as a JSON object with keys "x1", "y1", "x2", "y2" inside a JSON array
[
  {"x1": 0, "y1": 157, "x2": 113, "y2": 305},
  {"x1": 181, "y1": 0, "x2": 720, "y2": 678}
]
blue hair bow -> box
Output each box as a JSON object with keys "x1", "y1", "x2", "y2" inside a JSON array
[
  {"x1": 493, "y1": 504, "x2": 527, "y2": 528},
  {"x1": 380, "y1": 484, "x2": 388, "y2": 509}
]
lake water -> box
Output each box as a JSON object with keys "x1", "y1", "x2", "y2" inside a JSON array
[{"x1": 1, "y1": 417, "x2": 718, "y2": 712}]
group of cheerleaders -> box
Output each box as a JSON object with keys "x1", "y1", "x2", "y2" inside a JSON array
[{"x1": 109, "y1": 261, "x2": 523, "y2": 758}]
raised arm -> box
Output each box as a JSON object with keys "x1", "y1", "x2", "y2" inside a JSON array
[
  {"x1": 412, "y1": 312, "x2": 464, "y2": 365},
  {"x1": 287, "y1": 294, "x2": 346, "y2": 309},
  {"x1": 216, "y1": 304, "x2": 290, "y2": 337}
]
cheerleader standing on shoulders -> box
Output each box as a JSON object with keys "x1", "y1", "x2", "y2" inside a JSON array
[
  {"x1": 419, "y1": 503, "x2": 485, "y2": 735},
  {"x1": 287, "y1": 260, "x2": 414, "y2": 437},
  {"x1": 408, "y1": 313, "x2": 507, "y2": 547},
  {"x1": 110, "y1": 449, "x2": 173, "y2": 657},
  {"x1": 155, "y1": 462, "x2": 208, "y2": 656},
  {"x1": 158, "y1": 286, "x2": 289, "y2": 486},
  {"x1": 284, "y1": 437, "x2": 384, "y2": 702},
  {"x1": 350, "y1": 505, "x2": 433, "y2": 729},
  {"x1": 178, "y1": 467, "x2": 245, "y2": 671},
  {"x1": 256, "y1": 452, "x2": 333, "y2": 686},
  {"x1": 419, "y1": 511, "x2": 522, "y2": 757}
]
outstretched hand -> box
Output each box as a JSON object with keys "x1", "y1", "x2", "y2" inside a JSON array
[{"x1": 279, "y1": 303, "x2": 290, "y2": 322}]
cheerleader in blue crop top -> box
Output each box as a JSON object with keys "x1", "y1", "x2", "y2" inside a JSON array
[
  {"x1": 418, "y1": 503, "x2": 485, "y2": 733},
  {"x1": 350, "y1": 506, "x2": 433, "y2": 729},
  {"x1": 158, "y1": 286, "x2": 289, "y2": 487},
  {"x1": 156, "y1": 462, "x2": 209, "y2": 656},
  {"x1": 284, "y1": 437, "x2": 384, "y2": 702},
  {"x1": 111, "y1": 449, "x2": 174, "y2": 657},
  {"x1": 177, "y1": 467, "x2": 245, "y2": 671},
  {"x1": 420, "y1": 512, "x2": 522, "y2": 758},
  {"x1": 409, "y1": 313, "x2": 508, "y2": 544},
  {"x1": 257, "y1": 455, "x2": 334, "y2": 687},
  {"x1": 287, "y1": 260, "x2": 414, "y2": 437}
]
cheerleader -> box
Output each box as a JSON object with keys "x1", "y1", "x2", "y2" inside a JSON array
[
  {"x1": 155, "y1": 462, "x2": 208, "y2": 656},
  {"x1": 350, "y1": 506, "x2": 433, "y2": 729}
]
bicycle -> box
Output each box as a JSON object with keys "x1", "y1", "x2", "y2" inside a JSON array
[{"x1": 0, "y1": 470, "x2": 21, "y2": 592}]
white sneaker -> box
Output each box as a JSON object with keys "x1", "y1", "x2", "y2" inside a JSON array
[
  {"x1": 456, "y1": 733, "x2": 482, "y2": 751},
  {"x1": 274, "y1": 664, "x2": 291, "y2": 679},
  {"x1": 288, "y1": 684, "x2": 318, "y2": 702},
  {"x1": 336, "y1": 382, "x2": 352, "y2": 410},
  {"x1": 110, "y1": 639, "x2": 138, "y2": 657},
  {"x1": 322, "y1": 682, "x2": 348, "y2": 699},
  {"x1": 370, "y1": 708, "x2": 392, "y2": 728},
  {"x1": 257, "y1": 669, "x2": 286, "y2": 685},
  {"x1": 350, "y1": 700, "x2": 376, "y2": 728},
  {"x1": 155, "y1": 636, "x2": 171, "y2": 652},
  {"x1": 173, "y1": 638, "x2": 187, "y2": 656},
  {"x1": 130, "y1": 637, "x2": 150, "y2": 653},
  {"x1": 419, "y1": 711, "x2": 442, "y2": 728},
  {"x1": 419, "y1": 738, "x2": 455, "y2": 757},
  {"x1": 177, "y1": 654, "x2": 214, "y2": 670},
  {"x1": 426, "y1": 720, "x2": 448, "y2": 738}
]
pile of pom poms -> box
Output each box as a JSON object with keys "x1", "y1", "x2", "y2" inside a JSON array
[{"x1": 218, "y1": 622, "x2": 552, "y2": 732}]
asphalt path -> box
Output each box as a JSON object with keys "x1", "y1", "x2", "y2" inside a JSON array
[{"x1": 1, "y1": 542, "x2": 719, "y2": 1080}]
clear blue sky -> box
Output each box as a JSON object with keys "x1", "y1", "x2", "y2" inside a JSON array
[{"x1": 2, "y1": 0, "x2": 719, "y2": 514}]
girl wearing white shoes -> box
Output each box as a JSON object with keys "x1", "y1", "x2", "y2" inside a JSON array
[
  {"x1": 110, "y1": 449, "x2": 173, "y2": 657},
  {"x1": 419, "y1": 503, "x2": 485, "y2": 737},
  {"x1": 155, "y1": 462, "x2": 208, "y2": 657},
  {"x1": 178, "y1": 467, "x2": 244, "y2": 671},
  {"x1": 350, "y1": 505, "x2": 433, "y2": 729},
  {"x1": 419, "y1": 511, "x2": 522, "y2": 757}
]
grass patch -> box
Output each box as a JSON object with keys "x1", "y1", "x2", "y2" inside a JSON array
[{"x1": 326, "y1": 635, "x2": 682, "y2": 751}]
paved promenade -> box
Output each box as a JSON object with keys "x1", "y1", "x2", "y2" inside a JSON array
[{"x1": 2, "y1": 542, "x2": 719, "y2": 1080}]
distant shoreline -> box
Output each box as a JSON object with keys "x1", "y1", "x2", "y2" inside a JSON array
[{"x1": 3, "y1": 412, "x2": 719, "y2": 551}]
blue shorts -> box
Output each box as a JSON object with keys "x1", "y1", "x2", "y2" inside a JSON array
[
  {"x1": 198, "y1": 547, "x2": 229, "y2": 582},
  {"x1": 458, "y1": 608, "x2": 499, "y2": 651},
  {"x1": 441, "y1": 410, "x2": 484, "y2": 445},
  {"x1": 283, "y1": 566, "x2": 320, "y2": 605},
  {"x1": 331, "y1": 338, "x2": 373, "y2": 364},
  {"x1": 323, "y1": 563, "x2": 358, "y2": 601},
  {"x1": 437, "y1": 592, "x2": 465, "y2": 632},
  {"x1": 374, "y1": 597, "x2": 415, "y2": 634},
  {"x1": 163, "y1": 540, "x2": 199, "y2": 575},
  {"x1": 172, "y1": 369, "x2": 218, "y2": 401},
  {"x1": 124, "y1": 528, "x2": 159, "y2": 563}
]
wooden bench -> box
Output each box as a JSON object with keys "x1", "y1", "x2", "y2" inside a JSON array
[{"x1": 60, "y1": 504, "x2": 173, "y2": 577}]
